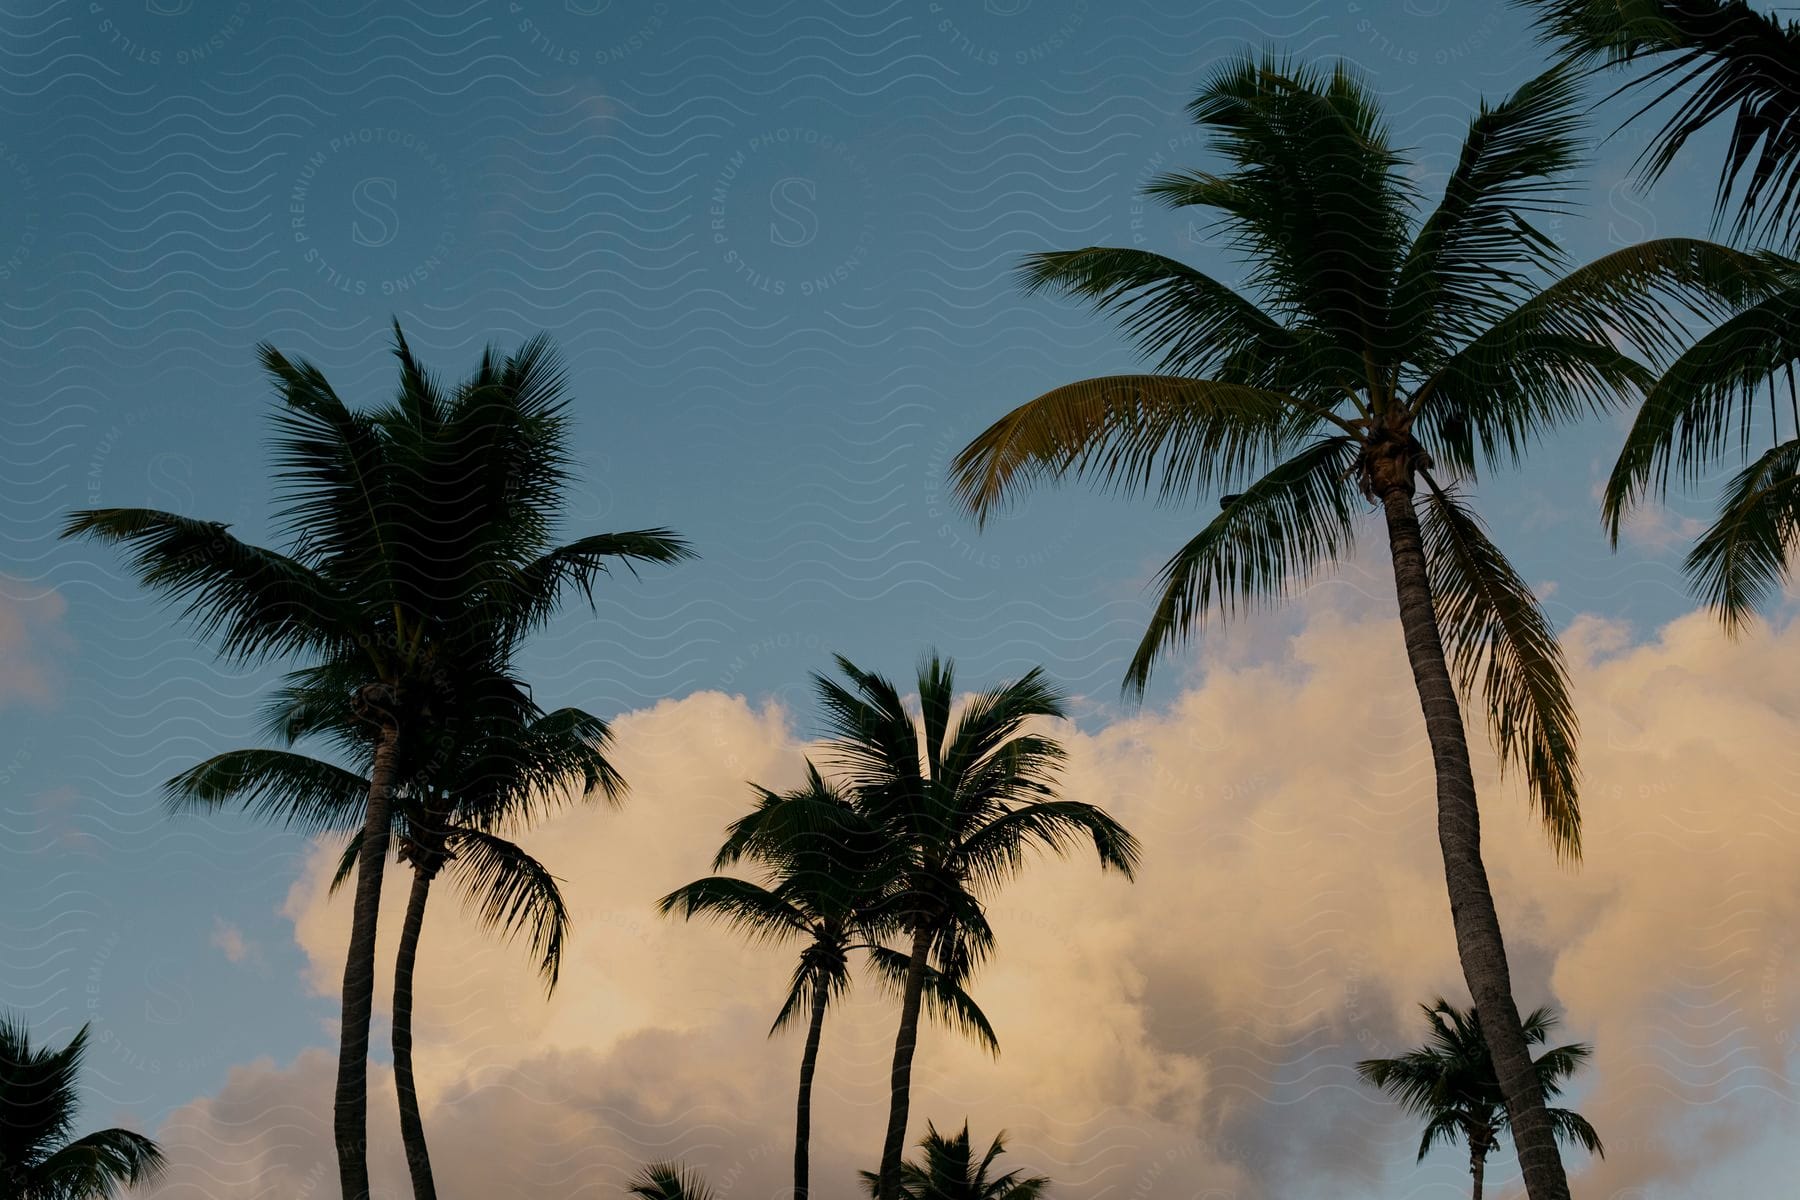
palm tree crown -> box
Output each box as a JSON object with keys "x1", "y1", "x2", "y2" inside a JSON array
[
  {"x1": 1357, "y1": 1000, "x2": 1601, "y2": 1198},
  {"x1": 861, "y1": 1122, "x2": 1050, "y2": 1200},
  {"x1": 0, "y1": 1016, "x2": 164, "y2": 1200}
]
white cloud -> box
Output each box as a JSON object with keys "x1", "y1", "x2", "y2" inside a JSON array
[{"x1": 143, "y1": 600, "x2": 1800, "y2": 1199}]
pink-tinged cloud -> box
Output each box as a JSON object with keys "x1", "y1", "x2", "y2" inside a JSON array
[{"x1": 0, "y1": 578, "x2": 70, "y2": 708}]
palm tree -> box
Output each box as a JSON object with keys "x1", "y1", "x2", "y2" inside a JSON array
[
  {"x1": 813, "y1": 653, "x2": 1138, "y2": 1200},
  {"x1": 626, "y1": 1162, "x2": 716, "y2": 1200},
  {"x1": 1357, "y1": 1000, "x2": 1602, "y2": 1200},
  {"x1": 166, "y1": 670, "x2": 618, "y2": 1200},
  {"x1": 0, "y1": 1015, "x2": 164, "y2": 1199},
  {"x1": 1520, "y1": 0, "x2": 1800, "y2": 241},
  {"x1": 859, "y1": 1122, "x2": 1049, "y2": 1200},
  {"x1": 659, "y1": 764, "x2": 999, "y2": 1200},
  {"x1": 61, "y1": 325, "x2": 692, "y2": 1200},
  {"x1": 946, "y1": 57, "x2": 1762, "y2": 1200}
]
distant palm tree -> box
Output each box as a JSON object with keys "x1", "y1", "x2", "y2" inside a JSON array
[
  {"x1": 62, "y1": 325, "x2": 692, "y2": 1200},
  {"x1": 626, "y1": 1162, "x2": 716, "y2": 1200},
  {"x1": 1358, "y1": 1000, "x2": 1601, "y2": 1200},
  {"x1": 947, "y1": 55, "x2": 1762, "y2": 1200},
  {"x1": 1520, "y1": 0, "x2": 1800, "y2": 240},
  {"x1": 813, "y1": 654, "x2": 1138, "y2": 1200},
  {"x1": 859, "y1": 1121, "x2": 1049, "y2": 1200},
  {"x1": 167, "y1": 674, "x2": 617, "y2": 1200},
  {"x1": 660, "y1": 764, "x2": 998, "y2": 1200},
  {"x1": 0, "y1": 1015, "x2": 164, "y2": 1199}
]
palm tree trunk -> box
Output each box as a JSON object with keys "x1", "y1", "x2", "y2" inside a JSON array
[
  {"x1": 394, "y1": 862, "x2": 438, "y2": 1200},
  {"x1": 874, "y1": 927, "x2": 933, "y2": 1200},
  {"x1": 1377, "y1": 485, "x2": 1571, "y2": 1200},
  {"x1": 334, "y1": 718, "x2": 400, "y2": 1200},
  {"x1": 793, "y1": 982, "x2": 830, "y2": 1200},
  {"x1": 1470, "y1": 1144, "x2": 1486, "y2": 1200}
]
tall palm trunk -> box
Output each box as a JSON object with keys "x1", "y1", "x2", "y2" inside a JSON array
[
  {"x1": 875, "y1": 927, "x2": 933, "y2": 1200},
  {"x1": 393, "y1": 860, "x2": 439, "y2": 1200},
  {"x1": 1378, "y1": 484, "x2": 1571, "y2": 1200},
  {"x1": 1470, "y1": 1145, "x2": 1486, "y2": 1200},
  {"x1": 335, "y1": 712, "x2": 400, "y2": 1200},
  {"x1": 793, "y1": 982, "x2": 830, "y2": 1200}
]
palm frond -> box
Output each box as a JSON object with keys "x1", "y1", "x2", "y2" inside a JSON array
[
  {"x1": 1603, "y1": 277, "x2": 1800, "y2": 534},
  {"x1": 1394, "y1": 66, "x2": 1586, "y2": 352},
  {"x1": 1522, "y1": 0, "x2": 1800, "y2": 239},
  {"x1": 1418, "y1": 480, "x2": 1581, "y2": 859},
  {"x1": 626, "y1": 1162, "x2": 717, "y2": 1200},
  {"x1": 950, "y1": 374, "x2": 1305, "y2": 525},
  {"x1": 164, "y1": 748, "x2": 369, "y2": 836},
  {"x1": 1150, "y1": 51, "x2": 1416, "y2": 350},
  {"x1": 1123, "y1": 437, "x2": 1361, "y2": 695},
  {"x1": 952, "y1": 800, "x2": 1141, "y2": 892},
  {"x1": 1683, "y1": 437, "x2": 1800, "y2": 630},
  {"x1": 445, "y1": 829, "x2": 571, "y2": 991},
  {"x1": 866, "y1": 944, "x2": 1001, "y2": 1056},
  {"x1": 58, "y1": 508, "x2": 347, "y2": 664},
  {"x1": 34, "y1": 1128, "x2": 166, "y2": 1194},
  {"x1": 656, "y1": 876, "x2": 811, "y2": 944}
]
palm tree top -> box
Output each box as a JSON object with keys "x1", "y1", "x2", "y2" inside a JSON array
[
  {"x1": 861, "y1": 1120, "x2": 1050, "y2": 1200},
  {"x1": 0, "y1": 1015, "x2": 165, "y2": 1199},
  {"x1": 1357, "y1": 998, "x2": 1603, "y2": 1164}
]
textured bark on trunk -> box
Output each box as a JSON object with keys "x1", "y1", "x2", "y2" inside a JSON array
[
  {"x1": 335, "y1": 720, "x2": 400, "y2": 1200},
  {"x1": 874, "y1": 927, "x2": 933, "y2": 1200},
  {"x1": 1377, "y1": 485, "x2": 1571, "y2": 1200},
  {"x1": 1471, "y1": 1145, "x2": 1486, "y2": 1200},
  {"x1": 394, "y1": 861, "x2": 438, "y2": 1200},
  {"x1": 793, "y1": 982, "x2": 830, "y2": 1200}
]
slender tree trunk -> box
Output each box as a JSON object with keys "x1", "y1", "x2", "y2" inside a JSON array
[
  {"x1": 793, "y1": 982, "x2": 830, "y2": 1200},
  {"x1": 1471, "y1": 1144, "x2": 1486, "y2": 1200},
  {"x1": 394, "y1": 862, "x2": 438, "y2": 1200},
  {"x1": 875, "y1": 927, "x2": 933, "y2": 1200},
  {"x1": 1377, "y1": 485, "x2": 1571, "y2": 1200},
  {"x1": 335, "y1": 716, "x2": 401, "y2": 1200}
]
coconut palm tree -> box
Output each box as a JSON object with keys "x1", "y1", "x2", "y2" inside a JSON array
[
  {"x1": 813, "y1": 653, "x2": 1138, "y2": 1200},
  {"x1": 1357, "y1": 1000, "x2": 1603, "y2": 1200},
  {"x1": 659, "y1": 764, "x2": 998, "y2": 1200},
  {"x1": 947, "y1": 57, "x2": 1764, "y2": 1200},
  {"x1": 61, "y1": 325, "x2": 692, "y2": 1200},
  {"x1": 0, "y1": 1015, "x2": 164, "y2": 1199},
  {"x1": 859, "y1": 1122, "x2": 1049, "y2": 1200},
  {"x1": 167, "y1": 670, "x2": 617, "y2": 1200},
  {"x1": 1520, "y1": 0, "x2": 1800, "y2": 241}
]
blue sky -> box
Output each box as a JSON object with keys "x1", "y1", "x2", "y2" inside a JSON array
[{"x1": 3, "y1": 1, "x2": 1793, "y2": 1197}]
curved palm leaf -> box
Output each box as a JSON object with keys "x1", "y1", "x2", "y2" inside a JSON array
[
  {"x1": 1418, "y1": 480, "x2": 1581, "y2": 858},
  {"x1": 949, "y1": 375, "x2": 1311, "y2": 525},
  {"x1": 164, "y1": 748, "x2": 369, "y2": 836},
  {"x1": 445, "y1": 828, "x2": 571, "y2": 991},
  {"x1": 626, "y1": 1162, "x2": 716, "y2": 1200},
  {"x1": 1522, "y1": 0, "x2": 1800, "y2": 238},
  {"x1": 1124, "y1": 436, "x2": 1361, "y2": 695},
  {"x1": 1683, "y1": 438, "x2": 1800, "y2": 629}
]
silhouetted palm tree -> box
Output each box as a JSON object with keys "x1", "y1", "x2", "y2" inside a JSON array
[
  {"x1": 0, "y1": 1015, "x2": 164, "y2": 1199},
  {"x1": 660, "y1": 764, "x2": 997, "y2": 1200},
  {"x1": 813, "y1": 653, "x2": 1138, "y2": 1200},
  {"x1": 860, "y1": 1122, "x2": 1049, "y2": 1200},
  {"x1": 1358, "y1": 1000, "x2": 1602, "y2": 1200},
  {"x1": 168, "y1": 675, "x2": 617, "y2": 1200},
  {"x1": 62, "y1": 325, "x2": 691, "y2": 1200},
  {"x1": 948, "y1": 56, "x2": 1760, "y2": 1200},
  {"x1": 626, "y1": 1162, "x2": 716, "y2": 1200}
]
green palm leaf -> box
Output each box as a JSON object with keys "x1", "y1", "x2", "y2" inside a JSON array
[{"x1": 1418, "y1": 480, "x2": 1581, "y2": 858}]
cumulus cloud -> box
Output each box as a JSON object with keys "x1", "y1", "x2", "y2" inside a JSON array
[
  {"x1": 0, "y1": 578, "x2": 70, "y2": 708},
  {"x1": 142, "y1": 597, "x2": 1800, "y2": 1200}
]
